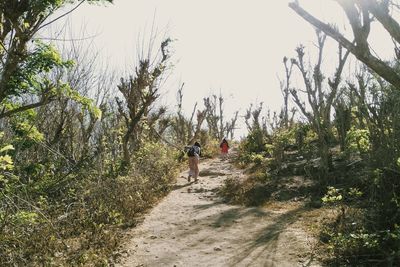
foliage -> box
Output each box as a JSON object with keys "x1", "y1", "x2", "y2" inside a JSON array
[
  {"x1": 345, "y1": 127, "x2": 370, "y2": 155},
  {"x1": 0, "y1": 133, "x2": 17, "y2": 189},
  {"x1": 235, "y1": 18, "x2": 400, "y2": 264},
  {"x1": 200, "y1": 137, "x2": 220, "y2": 159},
  {"x1": 241, "y1": 127, "x2": 267, "y2": 154},
  {"x1": 13, "y1": 0, "x2": 400, "y2": 265},
  {"x1": 0, "y1": 140, "x2": 181, "y2": 266},
  {"x1": 0, "y1": 1, "x2": 107, "y2": 119},
  {"x1": 322, "y1": 186, "x2": 363, "y2": 206},
  {"x1": 116, "y1": 38, "x2": 172, "y2": 169},
  {"x1": 322, "y1": 186, "x2": 343, "y2": 203},
  {"x1": 0, "y1": 8, "x2": 227, "y2": 264},
  {"x1": 270, "y1": 127, "x2": 297, "y2": 162}
]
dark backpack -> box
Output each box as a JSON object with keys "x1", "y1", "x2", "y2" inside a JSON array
[{"x1": 187, "y1": 146, "x2": 196, "y2": 157}]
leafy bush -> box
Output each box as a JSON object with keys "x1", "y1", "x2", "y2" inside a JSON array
[
  {"x1": 201, "y1": 138, "x2": 220, "y2": 159},
  {"x1": 346, "y1": 127, "x2": 370, "y2": 156},
  {"x1": 320, "y1": 180, "x2": 400, "y2": 265},
  {"x1": 322, "y1": 223, "x2": 400, "y2": 266},
  {"x1": 0, "y1": 141, "x2": 181, "y2": 266},
  {"x1": 242, "y1": 127, "x2": 266, "y2": 154},
  {"x1": 269, "y1": 127, "x2": 297, "y2": 164}
]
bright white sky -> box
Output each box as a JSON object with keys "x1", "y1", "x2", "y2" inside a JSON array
[{"x1": 49, "y1": 0, "x2": 395, "y2": 138}]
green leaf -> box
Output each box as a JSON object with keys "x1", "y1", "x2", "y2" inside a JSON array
[
  {"x1": 0, "y1": 145, "x2": 14, "y2": 153},
  {"x1": 0, "y1": 155, "x2": 14, "y2": 170}
]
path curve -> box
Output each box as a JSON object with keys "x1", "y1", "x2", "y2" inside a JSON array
[{"x1": 116, "y1": 154, "x2": 320, "y2": 267}]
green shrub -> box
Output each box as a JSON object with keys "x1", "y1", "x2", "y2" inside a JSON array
[
  {"x1": 201, "y1": 138, "x2": 220, "y2": 158},
  {"x1": 242, "y1": 127, "x2": 266, "y2": 154},
  {"x1": 0, "y1": 141, "x2": 181, "y2": 266},
  {"x1": 320, "y1": 181, "x2": 400, "y2": 265},
  {"x1": 346, "y1": 127, "x2": 370, "y2": 155}
]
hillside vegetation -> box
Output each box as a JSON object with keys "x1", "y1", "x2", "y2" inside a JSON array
[{"x1": 2, "y1": 1, "x2": 400, "y2": 266}]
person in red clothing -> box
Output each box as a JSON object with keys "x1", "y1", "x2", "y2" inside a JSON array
[{"x1": 219, "y1": 138, "x2": 229, "y2": 159}]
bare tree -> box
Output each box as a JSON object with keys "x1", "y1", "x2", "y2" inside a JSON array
[
  {"x1": 188, "y1": 110, "x2": 207, "y2": 145},
  {"x1": 244, "y1": 103, "x2": 264, "y2": 132},
  {"x1": 203, "y1": 95, "x2": 219, "y2": 139},
  {"x1": 289, "y1": 0, "x2": 400, "y2": 88},
  {"x1": 333, "y1": 97, "x2": 352, "y2": 152},
  {"x1": 281, "y1": 57, "x2": 294, "y2": 128},
  {"x1": 225, "y1": 111, "x2": 239, "y2": 139},
  {"x1": 116, "y1": 38, "x2": 172, "y2": 168},
  {"x1": 169, "y1": 83, "x2": 206, "y2": 145},
  {"x1": 289, "y1": 31, "x2": 350, "y2": 180},
  {"x1": 174, "y1": 83, "x2": 188, "y2": 143},
  {"x1": 218, "y1": 94, "x2": 224, "y2": 139}
]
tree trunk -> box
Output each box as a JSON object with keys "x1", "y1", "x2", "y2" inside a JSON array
[
  {"x1": 122, "y1": 124, "x2": 135, "y2": 169},
  {"x1": 318, "y1": 132, "x2": 330, "y2": 184}
]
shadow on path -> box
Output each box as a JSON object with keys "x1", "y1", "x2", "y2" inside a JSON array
[
  {"x1": 171, "y1": 180, "x2": 195, "y2": 190},
  {"x1": 230, "y1": 205, "x2": 310, "y2": 266}
]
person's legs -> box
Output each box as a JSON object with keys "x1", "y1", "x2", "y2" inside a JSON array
[
  {"x1": 188, "y1": 157, "x2": 195, "y2": 182},
  {"x1": 194, "y1": 155, "x2": 200, "y2": 181},
  {"x1": 221, "y1": 151, "x2": 227, "y2": 160}
]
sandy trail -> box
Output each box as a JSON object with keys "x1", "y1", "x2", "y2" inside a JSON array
[{"x1": 116, "y1": 155, "x2": 320, "y2": 267}]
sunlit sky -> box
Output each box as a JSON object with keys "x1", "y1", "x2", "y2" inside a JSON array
[{"x1": 47, "y1": 0, "x2": 395, "y2": 138}]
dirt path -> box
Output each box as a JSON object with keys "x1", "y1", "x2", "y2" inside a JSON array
[{"x1": 115, "y1": 155, "x2": 320, "y2": 267}]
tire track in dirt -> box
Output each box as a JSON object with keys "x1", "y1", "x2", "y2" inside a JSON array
[{"x1": 115, "y1": 155, "x2": 320, "y2": 267}]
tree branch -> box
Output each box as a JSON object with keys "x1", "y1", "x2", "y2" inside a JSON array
[
  {"x1": 35, "y1": 0, "x2": 87, "y2": 34},
  {"x1": 362, "y1": 0, "x2": 400, "y2": 44},
  {"x1": 289, "y1": 1, "x2": 400, "y2": 88},
  {"x1": 0, "y1": 99, "x2": 54, "y2": 119}
]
